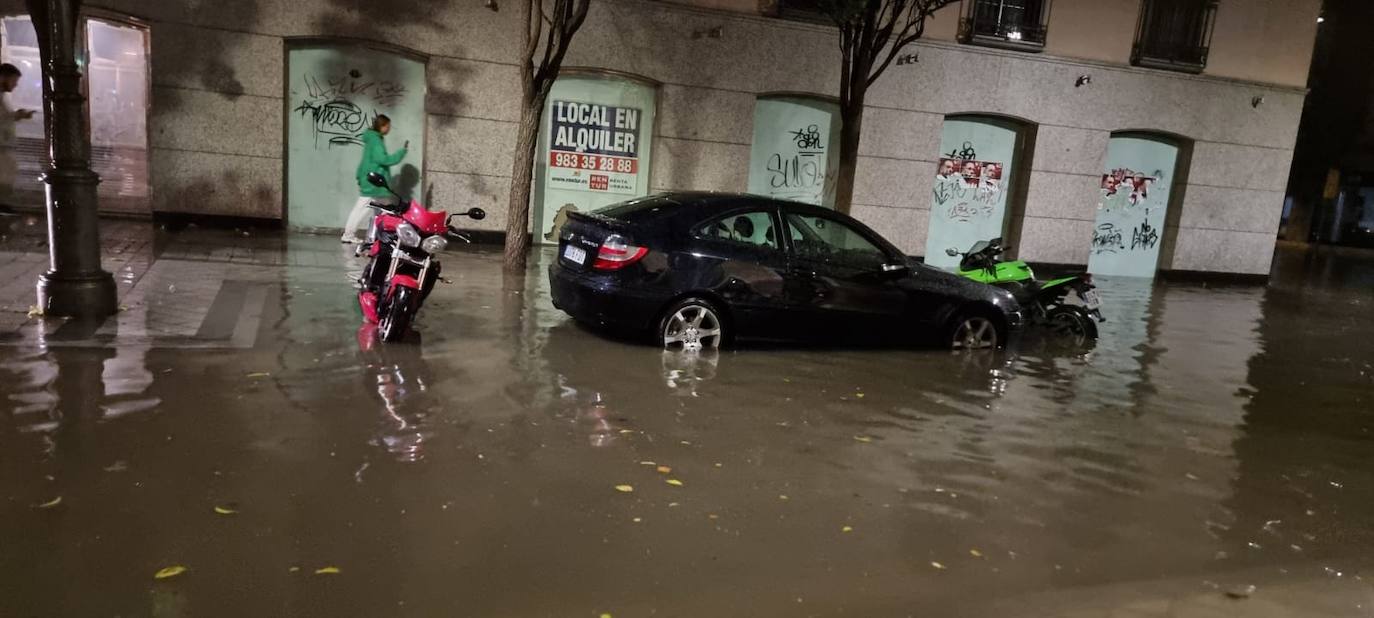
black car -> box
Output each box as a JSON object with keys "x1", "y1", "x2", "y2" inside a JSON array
[{"x1": 548, "y1": 192, "x2": 1023, "y2": 350}]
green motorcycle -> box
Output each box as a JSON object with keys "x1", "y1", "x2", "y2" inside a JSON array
[{"x1": 946, "y1": 238, "x2": 1103, "y2": 343}]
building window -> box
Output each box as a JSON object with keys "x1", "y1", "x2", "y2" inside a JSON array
[
  {"x1": 1131, "y1": 0, "x2": 1218, "y2": 73},
  {"x1": 959, "y1": 0, "x2": 1051, "y2": 52},
  {"x1": 772, "y1": 0, "x2": 831, "y2": 24},
  {"x1": 1, "y1": 15, "x2": 151, "y2": 214}
]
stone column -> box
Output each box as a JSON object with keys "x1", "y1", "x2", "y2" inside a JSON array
[{"x1": 27, "y1": 0, "x2": 116, "y2": 318}]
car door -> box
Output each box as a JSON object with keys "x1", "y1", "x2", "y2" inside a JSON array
[
  {"x1": 688, "y1": 206, "x2": 793, "y2": 341},
  {"x1": 780, "y1": 210, "x2": 909, "y2": 343}
]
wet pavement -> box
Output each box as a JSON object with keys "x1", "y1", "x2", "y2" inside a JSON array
[{"x1": 2, "y1": 220, "x2": 1374, "y2": 617}]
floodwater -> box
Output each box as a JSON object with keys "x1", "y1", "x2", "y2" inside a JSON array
[{"x1": 2, "y1": 239, "x2": 1373, "y2": 617}]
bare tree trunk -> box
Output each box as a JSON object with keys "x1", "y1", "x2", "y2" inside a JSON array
[
  {"x1": 503, "y1": 78, "x2": 555, "y2": 271},
  {"x1": 503, "y1": 86, "x2": 538, "y2": 269},
  {"x1": 833, "y1": 75, "x2": 867, "y2": 215},
  {"x1": 833, "y1": 98, "x2": 865, "y2": 215}
]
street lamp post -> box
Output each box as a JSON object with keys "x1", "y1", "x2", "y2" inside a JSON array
[{"x1": 27, "y1": 0, "x2": 116, "y2": 318}]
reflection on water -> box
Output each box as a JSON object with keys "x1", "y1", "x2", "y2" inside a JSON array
[
  {"x1": 2, "y1": 245, "x2": 1374, "y2": 616},
  {"x1": 1, "y1": 341, "x2": 161, "y2": 437},
  {"x1": 355, "y1": 324, "x2": 434, "y2": 463}
]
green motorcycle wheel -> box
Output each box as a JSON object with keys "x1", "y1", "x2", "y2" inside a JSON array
[{"x1": 1045, "y1": 305, "x2": 1098, "y2": 346}]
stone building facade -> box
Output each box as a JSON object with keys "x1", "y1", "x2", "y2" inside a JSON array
[{"x1": 0, "y1": 0, "x2": 1320, "y2": 276}]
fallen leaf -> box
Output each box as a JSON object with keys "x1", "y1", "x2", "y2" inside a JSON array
[
  {"x1": 601, "y1": 614, "x2": 613, "y2": 618},
  {"x1": 289, "y1": 566, "x2": 301, "y2": 573},
  {"x1": 708, "y1": 513, "x2": 719, "y2": 520},
  {"x1": 969, "y1": 549, "x2": 983, "y2": 558},
  {"x1": 779, "y1": 495, "x2": 790, "y2": 501},
  {"x1": 615, "y1": 485, "x2": 635, "y2": 493},
  {"x1": 26, "y1": 305, "x2": 43, "y2": 318},
  {"x1": 714, "y1": 462, "x2": 723, "y2": 468},
  {"x1": 632, "y1": 517, "x2": 642, "y2": 523},
  {"x1": 656, "y1": 466, "x2": 672, "y2": 474},
  {"x1": 245, "y1": 372, "x2": 271, "y2": 378},
  {"x1": 154, "y1": 566, "x2": 188, "y2": 580},
  {"x1": 853, "y1": 436, "x2": 873, "y2": 443},
  {"x1": 638, "y1": 461, "x2": 656, "y2": 466},
  {"x1": 842, "y1": 526, "x2": 854, "y2": 533},
  {"x1": 668, "y1": 502, "x2": 681, "y2": 507},
  {"x1": 1225, "y1": 584, "x2": 1256, "y2": 599},
  {"x1": 856, "y1": 393, "x2": 866, "y2": 398},
  {"x1": 213, "y1": 504, "x2": 239, "y2": 515},
  {"x1": 931, "y1": 561, "x2": 946, "y2": 570},
  {"x1": 680, "y1": 441, "x2": 692, "y2": 446},
  {"x1": 314, "y1": 566, "x2": 341, "y2": 575},
  {"x1": 35, "y1": 496, "x2": 62, "y2": 509},
  {"x1": 665, "y1": 479, "x2": 684, "y2": 487},
  {"x1": 618, "y1": 429, "x2": 634, "y2": 435}
]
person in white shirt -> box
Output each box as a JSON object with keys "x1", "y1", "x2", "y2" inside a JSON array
[{"x1": 0, "y1": 63, "x2": 36, "y2": 213}]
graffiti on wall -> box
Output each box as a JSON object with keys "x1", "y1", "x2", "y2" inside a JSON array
[
  {"x1": 292, "y1": 71, "x2": 410, "y2": 149},
  {"x1": 1093, "y1": 167, "x2": 1166, "y2": 256},
  {"x1": 764, "y1": 124, "x2": 828, "y2": 202},
  {"x1": 931, "y1": 142, "x2": 1004, "y2": 223}
]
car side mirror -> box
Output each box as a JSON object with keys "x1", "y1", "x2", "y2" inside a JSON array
[
  {"x1": 945, "y1": 248, "x2": 960, "y2": 257},
  {"x1": 366, "y1": 172, "x2": 389, "y2": 189}
]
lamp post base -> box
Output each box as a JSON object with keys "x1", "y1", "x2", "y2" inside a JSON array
[{"x1": 36, "y1": 270, "x2": 117, "y2": 318}]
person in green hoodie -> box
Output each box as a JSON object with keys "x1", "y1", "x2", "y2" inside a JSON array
[{"x1": 342, "y1": 114, "x2": 409, "y2": 243}]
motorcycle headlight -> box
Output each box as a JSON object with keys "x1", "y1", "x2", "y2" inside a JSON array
[
  {"x1": 421, "y1": 235, "x2": 448, "y2": 255},
  {"x1": 396, "y1": 223, "x2": 421, "y2": 249}
]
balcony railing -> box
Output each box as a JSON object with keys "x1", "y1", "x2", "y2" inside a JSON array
[
  {"x1": 1131, "y1": 0, "x2": 1218, "y2": 73},
  {"x1": 959, "y1": 0, "x2": 1051, "y2": 52}
]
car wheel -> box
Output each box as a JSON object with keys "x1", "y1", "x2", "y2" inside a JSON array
[
  {"x1": 949, "y1": 312, "x2": 1000, "y2": 350},
  {"x1": 659, "y1": 298, "x2": 725, "y2": 352},
  {"x1": 1045, "y1": 305, "x2": 1098, "y2": 346}
]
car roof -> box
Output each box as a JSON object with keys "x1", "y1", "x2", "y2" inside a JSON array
[
  {"x1": 605, "y1": 192, "x2": 838, "y2": 218},
  {"x1": 598, "y1": 192, "x2": 903, "y2": 255}
]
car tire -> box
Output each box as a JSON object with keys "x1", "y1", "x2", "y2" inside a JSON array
[
  {"x1": 948, "y1": 310, "x2": 1002, "y2": 351},
  {"x1": 658, "y1": 297, "x2": 726, "y2": 351}
]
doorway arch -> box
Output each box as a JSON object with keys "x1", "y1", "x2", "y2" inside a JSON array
[
  {"x1": 1087, "y1": 130, "x2": 1192, "y2": 278},
  {"x1": 533, "y1": 69, "x2": 660, "y2": 245},
  {"x1": 924, "y1": 113, "x2": 1035, "y2": 268},
  {"x1": 283, "y1": 38, "x2": 429, "y2": 232},
  {"x1": 747, "y1": 93, "x2": 840, "y2": 207}
]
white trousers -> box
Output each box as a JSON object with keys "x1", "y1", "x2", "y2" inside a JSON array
[{"x1": 342, "y1": 195, "x2": 397, "y2": 241}]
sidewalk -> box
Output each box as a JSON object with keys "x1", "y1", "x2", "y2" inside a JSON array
[{"x1": 0, "y1": 216, "x2": 359, "y2": 348}]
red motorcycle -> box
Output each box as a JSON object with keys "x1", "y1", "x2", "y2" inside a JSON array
[{"x1": 357, "y1": 172, "x2": 485, "y2": 342}]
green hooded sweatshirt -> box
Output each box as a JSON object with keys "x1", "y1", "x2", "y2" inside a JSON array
[{"x1": 355, "y1": 129, "x2": 408, "y2": 198}]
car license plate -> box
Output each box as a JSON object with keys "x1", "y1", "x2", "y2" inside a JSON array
[
  {"x1": 1081, "y1": 289, "x2": 1101, "y2": 309},
  {"x1": 563, "y1": 245, "x2": 587, "y2": 265}
]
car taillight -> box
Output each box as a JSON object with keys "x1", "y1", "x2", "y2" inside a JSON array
[{"x1": 592, "y1": 234, "x2": 648, "y2": 271}]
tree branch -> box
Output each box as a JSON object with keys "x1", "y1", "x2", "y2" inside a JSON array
[
  {"x1": 867, "y1": 0, "x2": 957, "y2": 87},
  {"x1": 524, "y1": 0, "x2": 542, "y2": 71}
]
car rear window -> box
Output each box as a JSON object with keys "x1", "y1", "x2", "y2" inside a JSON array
[{"x1": 593, "y1": 195, "x2": 682, "y2": 223}]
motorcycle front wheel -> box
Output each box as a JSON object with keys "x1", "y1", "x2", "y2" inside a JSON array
[{"x1": 379, "y1": 287, "x2": 417, "y2": 343}]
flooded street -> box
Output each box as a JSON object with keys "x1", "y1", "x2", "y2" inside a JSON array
[{"x1": 3, "y1": 231, "x2": 1374, "y2": 617}]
